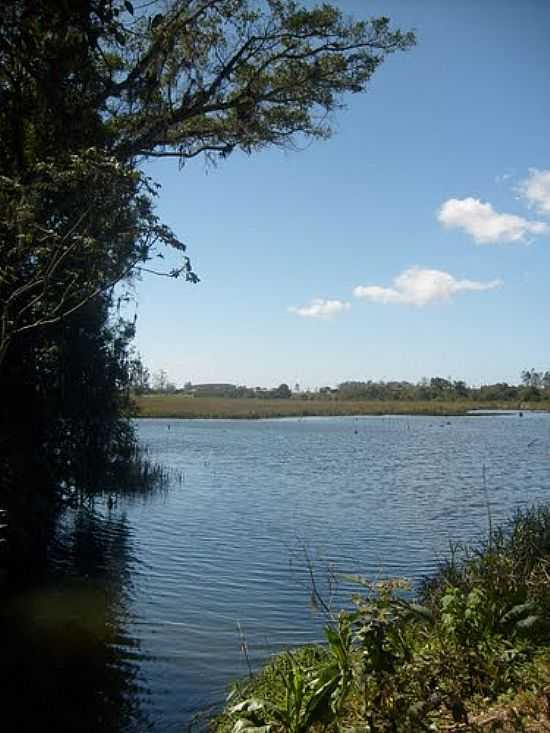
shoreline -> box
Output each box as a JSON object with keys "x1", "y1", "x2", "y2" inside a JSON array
[{"x1": 213, "y1": 506, "x2": 550, "y2": 732}]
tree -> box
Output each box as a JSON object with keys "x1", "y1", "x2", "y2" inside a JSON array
[
  {"x1": 152, "y1": 369, "x2": 178, "y2": 392},
  {"x1": 1, "y1": 0, "x2": 414, "y2": 364},
  {"x1": 129, "y1": 353, "x2": 151, "y2": 394},
  {"x1": 0, "y1": 1, "x2": 199, "y2": 368},
  {"x1": 0, "y1": 0, "x2": 414, "y2": 571},
  {"x1": 0, "y1": 152, "x2": 198, "y2": 367},
  {"x1": 272, "y1": 383, "x2": 292, "y2": 399},
  {"x1": 453, "y1": 380, "x2": 469, "y2": 398},
  {"x1": 108, "y1": 1, "x2": 415, "y2": 162},
  {"x1": 521, "y1": 369, "x2": 542, "y2": 388},
  {"x1": 430, "y1": 377, "x2": 452, "y2": 394}
]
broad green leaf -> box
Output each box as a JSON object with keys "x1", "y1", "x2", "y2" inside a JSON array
[
  {"x1": 515, "y1": 615, "x2": 539, "y2": 630},
  {"x1": 500, "y1": 601, "x2": 537, "y2": 625}
]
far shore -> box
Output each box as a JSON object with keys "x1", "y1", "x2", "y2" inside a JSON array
[{"x1": 133, "y1": 394, "x2": 549, "y2": 420}]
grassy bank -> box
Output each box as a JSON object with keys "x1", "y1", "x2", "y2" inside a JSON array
[
  {"x1": 134, "y1": 395, "x2": 548, "y2": 419},
  {"x1": 213, "y1": 506, "x2": 550, "y2": 732}
]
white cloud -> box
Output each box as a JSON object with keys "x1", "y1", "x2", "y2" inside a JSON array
[
  {"x1": 289, "y1": 298, "x2": 351, "y2": 319},
  {"x1": 353, "y1": 267, "x2": 501, "y2": 307},
  {"x1": 438, "y1": 197, "x2": 548, "y2": 243},
  {"x1": 518, "y1": 168, "x2": 550, "y2": 214}
]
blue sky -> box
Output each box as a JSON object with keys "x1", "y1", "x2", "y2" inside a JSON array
[{"x1": 131, "y1": 0, "x2": 550, "y2": 389}]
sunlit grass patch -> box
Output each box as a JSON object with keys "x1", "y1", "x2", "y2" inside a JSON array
[{"x1": 134, "y1": 395, "x2": 546, "y2": 420}]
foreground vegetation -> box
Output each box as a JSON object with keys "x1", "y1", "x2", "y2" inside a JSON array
[
  {"x1": 214, "y1": 506, "x2": 550, "y2": 732},
  {"x1": 135, "y1": 394, "x2": 549, "y2": 419}
]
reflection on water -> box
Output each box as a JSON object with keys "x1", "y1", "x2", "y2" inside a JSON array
[
  {"x1": 2, "y1": 414, "x2": 550, "y2": 731},
  {"x1": 0, "y1": 506, "x2": 151, "y2": 733}
]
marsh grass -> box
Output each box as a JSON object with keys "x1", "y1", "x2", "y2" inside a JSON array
[{"x1": 134, "y1": 395, "x2": 548, "y2": 420}]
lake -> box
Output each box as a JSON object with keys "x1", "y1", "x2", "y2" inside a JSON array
[{"x1": 3, "y1": 413, "x2": 550, "y2": 731}]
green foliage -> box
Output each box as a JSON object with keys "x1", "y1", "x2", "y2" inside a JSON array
[
  {"x1": 215, "y1": 507, "x2": 550, "y2": 732},
  {"x1": 1, "y1": 0, "x2": 414, "y2": 576},
  {"x1": 109, "y1": 1, "x2": 414, "y2": 162},
  {"x1": 1, "y1": 0, "x2": 414, "y2": 363},
  {"x1": 221, "y1": 619, "x2": 354, "y2": 733},
  {"x1": 271, "y1": 384, "x2": 292, "y2": 399},
  {"x1": 421, "y1": 505, "x2": 550, "y2": 636},
  {"x1": 0, "y1": 150, "x2": 196, "y2": 361}
]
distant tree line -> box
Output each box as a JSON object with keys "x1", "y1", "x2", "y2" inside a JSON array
[
  {"x1": 139, "y1": 371, "x2": 550, "y2": 402},
  {"x1": 334, "y1": 375, "x2": 550, "y2": 402},
  {"x1": 137, "y1": 372, "x2": 294, "y2": 399}
]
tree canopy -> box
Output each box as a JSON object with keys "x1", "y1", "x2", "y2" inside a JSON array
[
  {"x1": 1, "y1": 0, "x2": 414, "y2": 364},
  {"x1": 107, "y1": 0, "x2": 415, "y2": 161},
  {"x1": 0, "y1": 0, "x2": 414, "y2": 572}
]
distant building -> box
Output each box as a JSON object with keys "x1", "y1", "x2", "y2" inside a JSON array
[{"x1": 190, "y1": 383, "x2": 237, "y2": 395}]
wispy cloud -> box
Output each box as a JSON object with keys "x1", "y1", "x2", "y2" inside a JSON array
[
  {"x1": 438, "y1": 197, "x2": 548, "y2": 243},
  {"x1": 289, "y1": 298, "x2": 351, "y2": 319},
  {"x1": 495, "y1": 171, "x2": 514, "y2": 184},
  {"x1": 353, "y1": 267, "x2": 501, "y2": 306},
  {"x1": 518, "y1": 168, "x2": 550, "y2": 215}
]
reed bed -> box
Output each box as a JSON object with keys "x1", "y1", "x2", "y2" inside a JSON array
[{"x1": 134, "y1": 395, "x2": 546, "y2": 420}]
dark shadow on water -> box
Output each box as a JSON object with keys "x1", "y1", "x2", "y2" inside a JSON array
[{"x1": 0, "y1": 500, "x2": 155, "y2": 732}]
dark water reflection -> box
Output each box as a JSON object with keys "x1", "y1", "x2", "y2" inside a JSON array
[
  {"x1": 0, "y1": 506, "x2": 151, "y2": 732},
  {"x1": 2, "y1": 414, "x2": 550, "y2": 731}
]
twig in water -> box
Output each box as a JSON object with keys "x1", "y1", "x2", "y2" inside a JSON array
[
  {"x1": 303, "y1": 544, "x2": 336, "y2": 623},
  {"x1": 237, "y1": 621, "x2": 253, "y2": 679},
  {"x1": 482, "y1": 463, "x2": 493, "y2": 550}
]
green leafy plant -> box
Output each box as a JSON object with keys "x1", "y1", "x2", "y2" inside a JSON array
[
  {"x1": 227, "y1": 615, "x2": 355, "y2": 733},
  {"x1": 215, "y1": 507, "x2": 550, "y2": 733}
]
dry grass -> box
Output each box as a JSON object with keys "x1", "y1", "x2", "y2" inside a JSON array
[{"x1": 133, "y1": 395, "x2": 546, "y2": 420}]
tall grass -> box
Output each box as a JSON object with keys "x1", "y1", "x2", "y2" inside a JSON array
[
  {"x1": 134, "y1": 395, "x2": 547, "y2": 420},
  {"x1": 420, "y1": 504, "x2": 550, "y2": 633}
]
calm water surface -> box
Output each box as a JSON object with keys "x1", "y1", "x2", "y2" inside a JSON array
[{"x1": 4, "y1": 414, "x2": 550, "y2": 731}]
